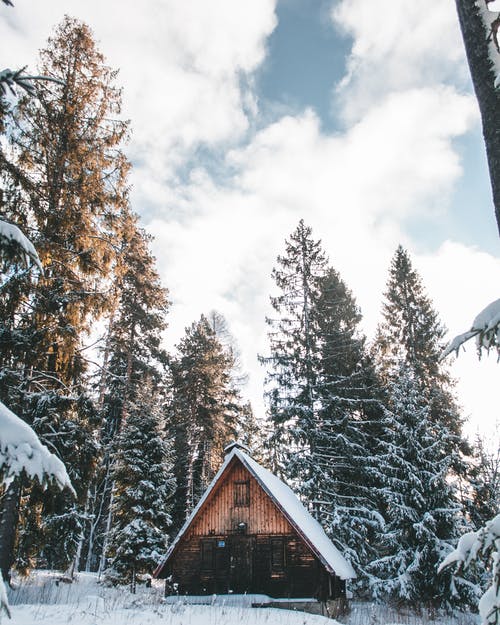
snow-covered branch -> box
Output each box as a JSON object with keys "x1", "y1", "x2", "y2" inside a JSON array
[
  {"x1": 439, "y1": 515, "x2": 500, "y2": 625},
  {"x1": 442, "y1": 298, "x2": 500, "y2": 359},
  {"x1": 0, "y1": 219, "x2": 42, "y2": 271},
  {"x1": 0, "y1": 400, "x2": 74, "y2": 494}
]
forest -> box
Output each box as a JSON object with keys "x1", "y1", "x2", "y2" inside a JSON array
[{"x1": 0, "y1": 11, "x2": 499, "y2": 623}]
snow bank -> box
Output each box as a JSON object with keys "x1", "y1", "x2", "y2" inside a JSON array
[{"x1": 0, "y1": 400, "x2": 73, "y2": 493}]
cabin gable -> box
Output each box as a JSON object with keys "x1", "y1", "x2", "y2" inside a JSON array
[{"x1": 190, "y1": 459, "x2": 293, "y2": 537}]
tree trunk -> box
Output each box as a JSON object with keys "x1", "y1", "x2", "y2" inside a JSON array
[
  {"x1": 0, "y1": 478, "x2": 22, "y2": 583},
  {"x1": 455, "y1": 0, "x2": 500, "y2": 235}
]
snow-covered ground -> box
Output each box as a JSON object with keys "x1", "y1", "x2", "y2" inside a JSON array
[{"x1": 5, "y1": 571, "x2": 479, "y2": 625}]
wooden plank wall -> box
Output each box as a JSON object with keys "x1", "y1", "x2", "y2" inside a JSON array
[{"x1": 188, "y1": 460, "x2": 293, "y2": 537}]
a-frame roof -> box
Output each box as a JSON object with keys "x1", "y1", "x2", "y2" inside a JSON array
[{"x1": 154, "y1": 448, "x2": 356, "y2": 580}]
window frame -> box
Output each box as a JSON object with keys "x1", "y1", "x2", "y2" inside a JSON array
[{"x1": 233, "y1": 479, "x2": 250, "y2": 507}]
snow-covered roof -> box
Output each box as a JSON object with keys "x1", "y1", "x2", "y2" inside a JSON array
[{"x1": 155, "y1": 448, "x2": 356, "y2": 580}]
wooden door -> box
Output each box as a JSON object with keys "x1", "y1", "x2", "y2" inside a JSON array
[{"x1": 229, "y1": 536, "x2": 253, "y2": 593}]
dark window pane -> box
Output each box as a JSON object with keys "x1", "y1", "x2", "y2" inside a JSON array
[
  {"x1": 201, "y1": 540, "x2": 214, "y2": 570},
  {"x1": 271, "y1": 538, "x2": 285, "y2": 571}
]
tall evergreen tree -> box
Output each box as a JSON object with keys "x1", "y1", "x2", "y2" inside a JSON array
[
  {"x1": 105, "y1": 381, "x2": 175, "y2": 587},
  {"x1": 81, "y1": 210, "x2": 169, "y2": 573},
  {"x1": 468, "y1": 434, "x2": 500, "y2": 532},
  {"x1": 260, "y1": 220, "x2": 328, "y2": 479},
  {"x1": 367, "y1": 364, "x2": 475, "y2": 609},
  {"x1": 261, "y1": 221, "x2": 384, "y2": 578},
  {"x1": 373, "y1": 245, "x2": 466, "y2": 439},
  {"x1": 168, "y1": 314, "x2": 241, "y2": 532},
  {"x1": 0, "y1": 16, "x2": 129, "y2": 577},
  {"x1": 371, "y1": 246, "x2": 473, "y2": 608},
  {"x1": 311, "y1": 267, "x2": 385, "y2": 578}
]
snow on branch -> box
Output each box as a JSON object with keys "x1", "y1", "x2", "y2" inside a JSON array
[
  {"x1": 0, "y1": 400, "x2": 74, "y2": 494},
  {"x1": 442, "y1": 298, "x2": 500, "y2": 359},
  {"x1": 0, "y1": 219, "x2": 42, "y2": 271},
  {"x1": 439, "y1": 515, "x2": 500, "y2": 625}
]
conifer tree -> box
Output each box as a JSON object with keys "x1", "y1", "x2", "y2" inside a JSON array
[
  {"x1": 260, "y1": 220, "x2": 328, "y2": 478},
  {"x1": 82, "y1": 210, "x2": 169, "y2": 573},
  {"x1": 468, "y1": 435, "x2": 500, "y2": 532},
  {"x1": 311, "y1": 268, "x2": 385, "y2": 576},
  {"x1": 367, "y1": 364, "x2": 475, "y2": 609},
  {"x1": 168, "y1": 315, "x2": 241, "y2": 531},
  {"x1": 105, "y1": 382, "x2": 175, "y2": 586},
  {"x1": 0, "y1": 16, "x2": 130, "y2": 576},
  {"x1": 261, "y1": 222, "x2": 384, "y2": 577},
  {"x1": 373, "y1": 245, "x2": 467, "y2": 440},
  {"x1": 371, "y1": 246, "x2": 473, "y2": 608}
]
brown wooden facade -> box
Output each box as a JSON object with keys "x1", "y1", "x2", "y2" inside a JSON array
[{"x1": 155, "y1": 454, "x2": 347, "y2": 600}]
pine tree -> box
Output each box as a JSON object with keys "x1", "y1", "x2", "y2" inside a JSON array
[
  {"x1": 373, "y1": 245, "x2": 467, "y2": 440},
  {"x1": 168, "y1": 315, "x2": 241, "y2": 532},
  {"x1": 105, "y1": 381, "x2": 175, "y2": 587},
  {"x1": 260, "y1": 220, "x2": 328, "y2": 479},
  {"x1": 468, "y1": 434, "x2": 500, "y2": 531},
  {"x1": 311, "y1": 267, "x2": 385, "y2": 578},
  {"x1": 371, "y1": 246, "x2": 473, "y2": 608}
]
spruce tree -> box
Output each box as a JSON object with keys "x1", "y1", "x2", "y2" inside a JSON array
[
  {"x1": 168, "y1": 315, "x2": 241, "y2": 532},
  {"x1": 311, "y1": 268, "x2": 385, "y2": 578},
  {"x1": 372, "y1": 246, "x2": 473, "y2": 608},
  {"x1": 373, "y1": 245, "x2": 467, "y2": 440},
  {"x1": 105, "y1": 382, "x2": 175, "y2": 587},
  {"x1": 367, "y1": 364, "x2": 475, "y2": 609},
  {"x1": 261, "y1": 222, "x2": 384, "y2": 578},
  {"x1": 260, "y1": 220, "x2": 328, "y2": 479},
  {"x1": 81, "y1": 210, "x2": 169, "y2": 573}
]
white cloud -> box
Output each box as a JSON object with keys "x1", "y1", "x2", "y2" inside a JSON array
[
  {"x1": 2, "y1": 0, "x2": 497, "y2": 437},
  {"x1": 331, "y1": 0, "x2": 469, "y2": 122},
  {"x1": 1, "y1": 0, "x2": 277, "y2": 198}
]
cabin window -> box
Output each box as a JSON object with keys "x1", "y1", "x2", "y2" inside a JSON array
[
  {"x1": 233, "y1": 480, "x2": 250, "y2": 507},
  {"x1": 271, "y1": 538, "x2": 285, "y2": 571},
  {"x1": 201, "y1": 540, "x2": 215, "y2": 571}
]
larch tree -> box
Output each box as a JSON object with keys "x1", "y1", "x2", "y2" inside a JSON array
[{"x1": 0, "y1": 16, "x2": 129, "y2": 577}]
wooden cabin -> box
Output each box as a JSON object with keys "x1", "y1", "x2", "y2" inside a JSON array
[{"x1": 154, "y1": 443, "x2": 356, "y2": 603}]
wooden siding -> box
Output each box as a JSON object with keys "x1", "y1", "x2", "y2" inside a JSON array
[
  {"x1": 161, "y1": 456, "x2": 346, "y2": 600},
  {"x1": 188, "y1": 461, "x2": 293, "y2": 537}
]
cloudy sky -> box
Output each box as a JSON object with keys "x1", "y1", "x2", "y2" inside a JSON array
[{"x1": 2, "y1": 0, "x2": 499, "y2": 439}]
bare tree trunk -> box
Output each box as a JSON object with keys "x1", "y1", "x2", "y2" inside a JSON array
[
  {"x1": 0, "y1": 478, "x2": 22, "y2": 583},
  {"x1": 455, "y1": 0, "x2": 500, "y2": 235}
]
